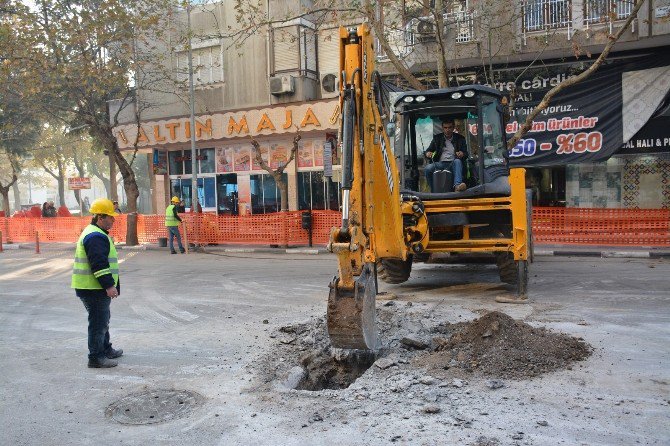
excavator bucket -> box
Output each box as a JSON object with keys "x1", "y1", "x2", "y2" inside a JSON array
[{"x1": 327, "y1": 264, "x2": 379, "y2": 350}]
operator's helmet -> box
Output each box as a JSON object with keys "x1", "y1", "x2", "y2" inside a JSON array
[
  {"x1": 89, "y1": 198, "x2": 118, "y2": 217},
  {"x1": 171, "y1": 196, "x2": 180, "y2": 204}
]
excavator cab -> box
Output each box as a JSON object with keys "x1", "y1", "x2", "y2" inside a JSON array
[{"x1": 393, "y1": 86, "x2": 511, "y2": 198}]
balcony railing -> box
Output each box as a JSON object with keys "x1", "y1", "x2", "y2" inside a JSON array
[
  {"x1": 584, "y1": 0, "x2": 633, "y2": 24},
  {"x1": 522, "y1": 0, "x2": 572, "y2": 31},
  {"x1": 450, "y1": 11, "x2": 475, "y2": 43}
]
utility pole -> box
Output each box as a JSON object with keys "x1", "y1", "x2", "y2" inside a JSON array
[{"x1": 187, "y1": 0, "x2": 198, "y2": 213}]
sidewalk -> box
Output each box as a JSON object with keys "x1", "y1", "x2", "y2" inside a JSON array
[
  {"x1": 534, "y1": 244, "x2": 670, "y2": 259},
  {"x1": 3, "y1": 241, "x2": 669, "y2": 258}
]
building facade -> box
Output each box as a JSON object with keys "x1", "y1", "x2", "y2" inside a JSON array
[{"x1": 112, "y1": 1, "x2": 354, "y2": 214}]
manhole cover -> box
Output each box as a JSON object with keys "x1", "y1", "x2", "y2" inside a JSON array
[{"x1": 106, "y1": 389, "x2": 203, "y2": 425}]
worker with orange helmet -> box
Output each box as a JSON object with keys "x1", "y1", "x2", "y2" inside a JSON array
[
  {"x1": 165, "y1": 196, "x2": 185, "y2": 254},
  {"x1": 71, "y1": 198, "x2": 123, "y2": 368}
]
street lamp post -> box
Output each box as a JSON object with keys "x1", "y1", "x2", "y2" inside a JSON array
[{"x1": 186, "y1": 0, "x2": 198, "y2": 214}]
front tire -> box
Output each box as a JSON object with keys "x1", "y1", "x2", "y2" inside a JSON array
[{"x1": 377, "y1": 256, "x2": 413, "y2": 284}]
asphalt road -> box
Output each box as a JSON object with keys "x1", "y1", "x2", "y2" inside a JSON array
[{"x1": 0, "y1": 249, "x2": 668, "y2": 445}]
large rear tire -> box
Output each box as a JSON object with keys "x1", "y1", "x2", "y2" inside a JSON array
[{"x1": 377, "y1": 256, "x2": 413, "y2": 284}]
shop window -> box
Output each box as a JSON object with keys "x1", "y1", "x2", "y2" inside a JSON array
[
  {"x1": 250, "y1": 173, "x2": 287, "y2": 213},
  {"x1": 298, "y1": 171, "x2": 341, "y2": 211},
  {"x1": 199, "y1": 177, "x2": 216, "y2": 208},
  {"x1": 169, "y1": 148, "x2": 215, "y2": 175},
  {"x1": 217, "y1": 174, "x2": 238, "y2": 215},
  {"x1": 199, "y1": 148, "x2": 215, "y2": 173},
  {"x1": 169, "y1": 150, "x2": 183, "y2": 175},
  {"x1": 170, "y1": 177, "x2": 216, "y2": 210}
]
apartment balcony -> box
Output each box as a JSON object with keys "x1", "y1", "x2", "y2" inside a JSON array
[{"x1": 521, "y1": 0, "x2": 637, "y2": 42}]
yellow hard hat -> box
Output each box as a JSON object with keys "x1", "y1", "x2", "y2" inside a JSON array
[
  {"x1": 171, "y1": 196, "x2": 180, "y2": 203},
  {"x1": 89, "y1": 198, "x2": 118, "y2": 217}
]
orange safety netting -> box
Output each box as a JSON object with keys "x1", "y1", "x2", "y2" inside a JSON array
[
  {"x1": 1, "y1": 208, "x2": 668, "y2": 247},
  {"x1": 0, "y1": 211, "x2": 343, "y2": 246},
  {"x1": 532, "y1": 207, "x2": 670, "y2": 246}
]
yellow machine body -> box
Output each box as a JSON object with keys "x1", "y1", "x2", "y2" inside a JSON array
[{"x1": 327, "y1": 24, "x2": 529, "y2": 350}]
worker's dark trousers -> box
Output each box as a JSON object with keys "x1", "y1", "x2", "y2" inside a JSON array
[
  {"x1": 168, "y1": 226, "x2": 184, "y2": 252},
  {"x1": 79, "y1": 295, "x2": 112, "y2": 360}
]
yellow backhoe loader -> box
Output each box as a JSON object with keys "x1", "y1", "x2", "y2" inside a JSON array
[{"x1": 327, "y1": 24, "x2": 530, "y2": 350}]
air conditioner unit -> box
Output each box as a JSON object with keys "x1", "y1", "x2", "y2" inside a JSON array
[
  {"x1": 415, "y1": 19, "x2": 436, "y2": 42},
  {"x1": 269, "y1": 74, "x2": 295, "y2": 95},
  {"x1": 320, "y1": 72, "x2": 339, "y2": 98}
]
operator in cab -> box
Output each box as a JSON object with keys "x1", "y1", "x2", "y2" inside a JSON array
[{"x1": 424, "y1": 118, "x2": 469, "y2": 193}]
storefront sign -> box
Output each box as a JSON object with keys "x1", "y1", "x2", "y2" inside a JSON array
[
  {"x1": 114, "y1": 100, "x2": 339, "y2": 150},
  {"x1": 68, "y1": 177, "x2": 91, "y2": 190},
  {"x1": 491, "y1": 51, "x2": 670, "y2": 166},
  {"x1": 617, "y1": 115, "x2": 670, "y2": 155}
]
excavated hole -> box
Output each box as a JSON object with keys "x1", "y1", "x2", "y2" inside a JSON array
[{"x1": 297, "y1": 349, "x2": 378, "y2": 391}]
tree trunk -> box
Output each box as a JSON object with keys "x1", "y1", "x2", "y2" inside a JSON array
[
  {"x1": 275, "y1": 174, "x2": 289, "y2": 212},
  {"x1": 109, "y1": 149, "x2": 119, "y2": 202},
  {"x1": 0, "y1": 173, "x2": 18, "y2": 214},
  {"x1": 275, "y1": 174, "x2": 289, "y2": 248},
  {"x1": 96, "y1": 129, "x2": 140, "y2": 245},
  {"x1": 57, "y1": 175, "x2": 66, "y2": 207},
  {"x1": 12, "y1": 181, "x2": 20, "y2": 210},
  {"x1": 1, "y1": 189, "x2": 10, "y2": 215},
  {"x1": 73, "y1": 189, "x2": 87, "y2": 214},
  {"x1": 435, "y1": 0, "x2": 449, "y2": 88}
]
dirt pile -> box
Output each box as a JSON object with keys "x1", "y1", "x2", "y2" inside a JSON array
[
  {"x1": 252, "y1": 306, "x2": 593, "y2": 393},
  {"x1": 415, "y1": 311, "x2": 592, "y2": 379}
]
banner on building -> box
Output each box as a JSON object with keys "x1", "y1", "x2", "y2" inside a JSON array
[{"x1": 495, "y1": 50, "x2": 670, "y2": 166}]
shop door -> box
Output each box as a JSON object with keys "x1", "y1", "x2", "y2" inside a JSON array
[{"x1": 217, "y1": 174, "x2": 238, "y2": 215}]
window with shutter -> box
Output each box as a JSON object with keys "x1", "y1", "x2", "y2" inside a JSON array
[
  {"x1": 174, "y1": 45, "x2": 224, "y2": 86},
  {"x1": 273, "y1": 27, "x2": 299, "y2": 73},
  {"x1": 300, "y1": 28, "x2": 317, "y2": 78},
  {"x1": 211, "y1": 47, "x2": 223, "y2": 83},
  {"x1": 317, "y1": 30, "x2": 339, "y2": 74}
]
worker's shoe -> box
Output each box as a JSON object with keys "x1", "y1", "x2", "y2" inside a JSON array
[
  {"x1": 495, "y1": 294, "x2": 528, "y2": 304},
  {"x1": 88, "y1": 357, "x2": 118, "y2": 368},
  {"x1": 455, "y1": 182, "x2": 467, "y2": 192},
  {"x1": 179, "y1": 249, "x2": 185, "y2": 254},
  {"x1": 171, "y1": 250, "x2": 178, "y2": 254},
  {"x1": 105, "y1": 347, "x2": 123, "y2": 359}
]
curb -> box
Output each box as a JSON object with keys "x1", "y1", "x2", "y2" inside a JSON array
[
  {"x1": 3, "y1": 243, "x2": 667, "y2": 259},
  {"x1": 534, "y1": 250, "x2": 670, "y2": 259}
]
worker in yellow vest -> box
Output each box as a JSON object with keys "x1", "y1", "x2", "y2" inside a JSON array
[
  {"x1": 71, "y1": 198, "x2": 123, "y2": 368},
  {"x1": 166, "y1": 196, "x2": 185, "y2": 254}
]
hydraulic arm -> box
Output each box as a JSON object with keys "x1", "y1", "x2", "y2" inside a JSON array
[{"x1": 326, "y1": 25, "x2": 407, "y2": 350}]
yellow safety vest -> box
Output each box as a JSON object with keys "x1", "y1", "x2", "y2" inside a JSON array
[
  {"x1": 165, "y1": 205, "x2": 179, "y2": 227},
  {"x1": 71, "y1": 224, "x2": 119, "y2": 289}
]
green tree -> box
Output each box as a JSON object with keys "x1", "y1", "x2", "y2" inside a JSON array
[
  {"x1": 10, "y1": 0, "x2": 173, "y2": 244},
  {"x1": 0, "y1": 1, "x2": 39, "y2": 214}
]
